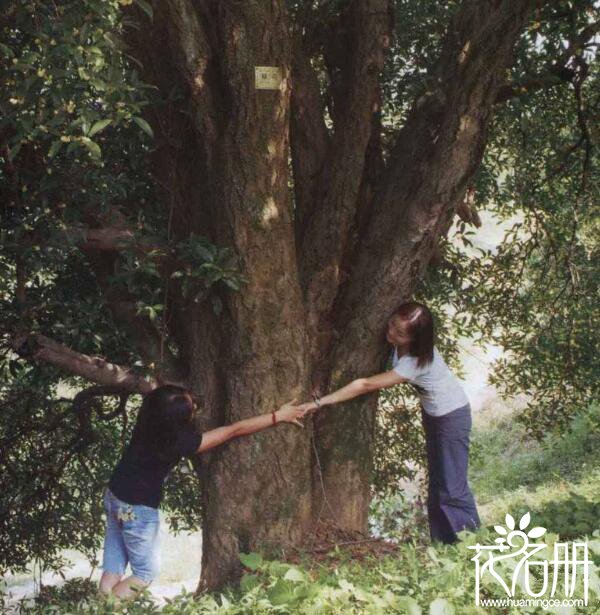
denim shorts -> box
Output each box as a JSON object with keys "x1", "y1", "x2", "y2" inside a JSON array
[{"x1": 102, "y1": 488, "x2": 160, "y2": 583}]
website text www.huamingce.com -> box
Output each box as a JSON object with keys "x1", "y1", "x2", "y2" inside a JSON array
[{"x1": 479, "y1": 597, "x2": 586, "y2": 610}]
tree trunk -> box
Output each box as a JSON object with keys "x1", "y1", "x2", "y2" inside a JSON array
[
  {"x1": 310, "y1": 0, "x2": 535, "y2": 530},
  {"x1": 192, "y1": 0, "x2": 315, "y2": 583},
  {"x1": 126, "y1": 0, "x2": 316, "y2": 591},
  {"x1": 119, "y1": 0, "x2": 536, "y2": 591}
]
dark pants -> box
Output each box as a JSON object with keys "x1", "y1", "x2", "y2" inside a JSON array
[{"x1": 421, "y1": 403, "x2": 481, "y2": 544}]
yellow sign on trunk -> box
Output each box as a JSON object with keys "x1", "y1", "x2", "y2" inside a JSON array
[{"x1": 255, "y1": 66, "x2": 283, "y2": 90}]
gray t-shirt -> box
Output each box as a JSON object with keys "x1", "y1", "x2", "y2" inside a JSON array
[{"x1": 392, "y1": 346, "x2": 469, "y2": 416}]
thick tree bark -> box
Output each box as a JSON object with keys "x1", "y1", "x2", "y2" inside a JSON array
[
  {"x1": 295, "y1": 1, "x2": 391, "y2": 369},
  {"x1": 126, "y1": 0, "x2": 313, "y2": 591},
  {"x1": 311, "y1": 0, "x2": 536, "y2": 530},
  {"x1": 121, "y1": 0, "x2": 535, "y2": 590},
  {"x1": 191, "y1": 1, "x2": 314, "y2": 590}
]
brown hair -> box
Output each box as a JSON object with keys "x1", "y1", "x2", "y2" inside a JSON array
[
  {"x1": 392, "y1": 302, "x2": 434, "y2": 368},
  {"x1": 134, "y1": 384, "x2": 195, "y2": 461}
]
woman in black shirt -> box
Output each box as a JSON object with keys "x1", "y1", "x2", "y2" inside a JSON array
[{"x1": 99, "y1": 384, "x2": 305, "y2": 599}]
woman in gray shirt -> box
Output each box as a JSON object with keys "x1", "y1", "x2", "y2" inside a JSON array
[{"x1": 297, "y1": 301, "x2": 480, "y2": 544}]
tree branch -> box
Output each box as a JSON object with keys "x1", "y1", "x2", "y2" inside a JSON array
[
  {"x1": 11, "y1": 334, "x2": 157, "y2": 393},
  {"x1": 496, "y1": 15, "x2": 600, "y2": 103},
  {"x1": 495, "y1": 65, "x2": 575, "y2": 102},
  {"x1": 108, "y1": 300, "x2": 185, "y2": 381},
  {"x1": 69, "y1": 224, "x2": 178, "y2": 268},
  {"x1": 73, "y1": 226, "x2": 136, "y2": 251},
  {"x1": 71, "y1": 385, "x2": 131, "y2": 448},
  {"x1": 333, "y1": 0, "x2": 536, "y2": 371},
  {"x1": 124, "y1": 0, "x2": 218, "y2": 240},
  {"x1": 160, "y1": 0, "x2": 222, "y2": 162},
  {"x1": 61, "y1": 224, "x2": 186, "y2": 381}
]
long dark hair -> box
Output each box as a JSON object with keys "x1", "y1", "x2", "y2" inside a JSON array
[
  {"x1": 132, "y1": 384, "x2": 195, "y2": 461},
  {"x1": 392, "y1": 301, "x2": 434, "y2": 368}
]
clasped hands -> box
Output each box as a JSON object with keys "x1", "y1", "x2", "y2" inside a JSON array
[{"x1": 274, "y1": 394, "x2": 322, "y2": 428}]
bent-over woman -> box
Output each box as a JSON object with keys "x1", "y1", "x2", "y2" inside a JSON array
[
  {"x1": 100, "y1": 384, "x2": 304, "y2": 599},
  {"x1": 296, "y1": 301, "x2": 481, "y2": 544}
]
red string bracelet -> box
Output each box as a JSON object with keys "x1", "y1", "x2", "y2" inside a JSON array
[{"x1": 271, "y1": 411, "x2": 277, "y2": 425}]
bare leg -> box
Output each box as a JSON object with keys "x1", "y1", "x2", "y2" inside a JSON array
[
  {"x1": 99, "y1": 571, "x2": 122, "y2": 595},
  {"x1": 112, "y1": 575, "x2": 150, "y2": 599}
]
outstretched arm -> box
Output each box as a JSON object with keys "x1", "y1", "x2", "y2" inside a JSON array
[
  {"x1": 196, "y1": 400, "x2": 304, "y2": 454},
  {"x1": 300, "y1": 370, "x2": 406, "y2": 413}
]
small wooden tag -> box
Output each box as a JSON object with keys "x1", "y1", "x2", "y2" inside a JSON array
[{"x1": 255, "y1": 66, "x2": 283, "y2": 90}]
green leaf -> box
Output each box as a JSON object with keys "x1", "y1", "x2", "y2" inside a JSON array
[
  {"x1": 211, "y1": 295, "x2": 223, "y2": 316},
  {"x1": 223, "y1": 278, "x2": 241, "y2": 291},
  {"x1": 267, "y1": 561, "x2": 291, "y2": 577},
  {"x1": 380, "y1": 571, "x2": 408, "y2": 582},
  {"x1": 90, "y1": 78, "x2": 107, "y2": 91},
  {"x1": 82, "y1": 139, "x2": 102, "y2": 159},
  {"x1": 589, "y1": 539, "x2": 600, "y2": 555},
  {"x1": 133, "y1": 116, "x2": 154, "y2": 138},
  {"x1": 283, "y1": 567, "x2": 306, "y2": 583},
  {"x1": 88, "y1": 119, "x2": 112, "y2": 137},
  {"x1": 339, "y1": 579, "x2": 355, "y2": 592},
  {"x1": 135, "y1": 0, "x2": 154, "y2": 19},
  {"x1": 240, "y1": 573, "x2": 260, "y2": 592},
  {"x1": 7, "y1": 142, "x2": 22, "y2": 162},
  {"x1": 398, "y1": 597, "x2": 422, "y2": 615},
  {"x1": 268, "y1": 579, "x2": 296, "y2": 606},
  {"x1": 48, "y1": 140, "x2": 62, "y2": 158},
  {"x1": 0, "y1": 43, "x2": 14, "y2": 58},
  {"x1": 239, "y1": 552, "x2": 262, "y2": 571}
]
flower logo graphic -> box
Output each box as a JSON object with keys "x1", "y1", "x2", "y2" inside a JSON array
[
  {"x1": 493, "y1": 512, "x2": 547, "y2": 546},
  {"x1": 468, "y1": 510, "x2": 592, "y2": 606}
]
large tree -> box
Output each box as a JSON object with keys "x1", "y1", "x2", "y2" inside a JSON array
[{"x1": 2, "y1": 0, "x2": 598, "y2": 592}]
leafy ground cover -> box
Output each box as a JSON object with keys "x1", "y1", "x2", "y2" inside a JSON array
[{"x1": 6, "y1": 403, "x2": 600, "y2": 614}]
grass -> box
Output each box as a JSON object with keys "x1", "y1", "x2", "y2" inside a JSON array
[
  {"x1": 5, "y1": 402, "x2": 600, "y2": 613},
  {"x1": 470, "y1": 403, "x2": 600, "y2": 540}
]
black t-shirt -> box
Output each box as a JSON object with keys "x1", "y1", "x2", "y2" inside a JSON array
[{"x1": 108, "y1": 422, "x2": 202, "y2": 508}]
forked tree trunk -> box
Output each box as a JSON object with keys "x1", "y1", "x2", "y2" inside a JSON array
[
  {"x1": 312, "y1": 0, "x2": 535, "y2": 531},
  {"x1": 117, "y1": 0, "x2": 535, "y2": 591}
]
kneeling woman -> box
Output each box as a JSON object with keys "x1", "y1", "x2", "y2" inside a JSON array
[
  {"x1": 100, "y1": 385, "x2": 305, "y2": 599},
  {"x1": 298, "y1": 302, "x2": 480, "y2": 545}
]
